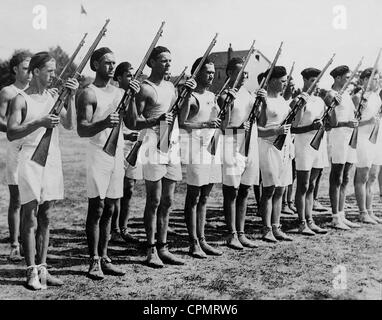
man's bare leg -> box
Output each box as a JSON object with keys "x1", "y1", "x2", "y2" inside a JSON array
[
  {"x1": 366, "y1": 165, "x2": 382, "y2": 223},
  {"x1": 222, "y1": 185, "x2": 243, "y2": 250},
  {"x1": 119, "y1": 177, "x2": 139, "y2": 242},
  {"x1": 8, "y1": 185, "x2": 22, "y2": 261},
  {"x1": 260, "y1": 185, "x2": 277, "y2": 242},
  {"x1": 295, "y1": 170, "x2": 315, "y2": 235},
  {"x1": 197, "y1": 184, "x2": 222, "y2": 255},
  {"x1": 184, "y1": 184, "x2": 206, "y2": 258},
  {"x1": 271, "y1": 186, "x2": 293, "y2": 241},
  {"x1": 236, "y1": 184, "x2": 257, "y2": 247},
  {"x1": 306, "y1": 168, "x2": 327, "y2": 233},
  {"x1": 354, "y1": 167, "x2": 376, "y2": 224},
  {"x1": 156, "y1": 177, "x2": 184, "y2": 264},
  {"x1": 21, "y1": 200, "x2": 42, "y2": 290},
  {"x1": 144, "y1": 179, "x2": 163, "y2": 268}
]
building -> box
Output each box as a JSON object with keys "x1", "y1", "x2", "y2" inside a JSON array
[{"x1": 208, "y1": 44, "x2": 271, "y2": 93}]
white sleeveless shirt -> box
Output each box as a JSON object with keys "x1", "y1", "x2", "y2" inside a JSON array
[
  {"x1": 88, "y1": 84, "x2": 124, "y2": 148},
  {"x1": 20, "y1": 91, "x2": 59, "y2": 150},
  {"x1": 141, "y1": 79, "x2": 178, "y2": 142}
]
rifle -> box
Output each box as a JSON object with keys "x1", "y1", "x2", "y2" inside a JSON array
[
  {"x1": 310, "y1": 57, "x2": 363, "y2": 150},
  {"x1": 51, "y1": 33, "x2": 88, "y2": 88},
  {"x1": 31, "y1": 19, "x2": 110, "y2": 167},
  {"x1": 273, "y1": 53, "x2": 335, "y2": 151},
  {"x1": 350, "y1": 48, "x2": 382, "y2": 149},
  {"x1": 207, "y1": 40, "x2": 256, "y2": 156},
  {"x1": 173, "y1": 66, "x2": 188, "y2": 87},
  {"x1": 157, "y1": 33, "x2": 218, "y2": 153},
  {"x1": 103, "y1": 21, "x2": 166, "y2": 157},
  {"x1": 281, "y1": 61, "x2": 295, "y2": 98},
  {"x1": 243, "y1": 41, "x2": 283, "y2": 156}
]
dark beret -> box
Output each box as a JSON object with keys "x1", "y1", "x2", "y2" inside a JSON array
[
  {"x1": 90, "y1": 47, "x2": 113, "y2": 71},
  {"x1": 360, "y1": 67, "x2": 373, "y2": 80},
  {"x1": 113, "y1": 62, "x2": 133, "y2": 81},
  {"x1": 259, "y1": 66, "x2": 287, "y2": 85},
  {"x1": 301, "y1": 68, "x2": 321, "y2": 79},
  {"x1": 226, "y1": 57, "x2": 244, "y2": 75},
  {"x1": 147, "y1": 46, "x2": 170, "y2": 68},
  {"x1": 330, "y1": 65, "x2": 350, "y2": 78}
]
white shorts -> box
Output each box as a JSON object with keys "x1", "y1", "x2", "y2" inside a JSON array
[
  {"x1": 140, "y1": 129, "x2": 182, "y2": 182},
  {"x1": 328, "y1": 128, "x2": 357, "y2": 164},
  {"x1": 124, "y1": 141, "x2": 143, "y2": 180},
  {"x1": 86, "y1": 143, "x2": 124, "y2": 199},
  {"x1": 294, "y1": 132, "x2": 325, "y2": 171},
  {"x1": 18, "y1": 145, "x2": 64, "y2": 205},
  {"x1": 6, "y1": 141, "x2": 21, "y2": 185},
  {"x1": 258, "y1": 137, "x2": 292, "y2": 187},
  {"x1": 222, "y1": 129, "x2": 259, "y2": 188},
  {"x1": 356, "y1": 127, "x2": 377, "y2": 168},
  {"x1": 185, "y1": 129, "x2": 222, "y2": 186}
]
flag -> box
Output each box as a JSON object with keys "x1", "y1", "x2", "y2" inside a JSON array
[{"x1": 81, "y1": 4, "x2": 87, "y2": 15}]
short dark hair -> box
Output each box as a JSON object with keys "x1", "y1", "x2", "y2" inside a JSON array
[
  {"x1": 147, "y1": 46, "x2": 170, "y2": 68},
  {"x1": 113, "y1": 62, "x2": 133, "y2": 81},
  {"x1": 191, "y1": 56, "x2": 213, "y2": 75},
  {"x1": 28, "y1": 52, "x2": 54, "y2": 74},
  {"x1": 10, "y1": 51, "x2": 32, "y2": 74},
  {"x1": 226, "y1": 57, "x2": 244, "y2": 76},
  {"x1": 360, "y1": 68, "x2": 373, "y2": 80}
]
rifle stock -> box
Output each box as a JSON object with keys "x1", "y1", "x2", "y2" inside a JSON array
[
  {"x1": 126, "y1": 140, "x2": 143, "y2": 166},
  {"x1": 349, "y1": 126, "x2": 358, "y2": 149},
  {"x1": 369, "y1": 119, "x2": 380, "y2": 144},
  {"x1": 310, "y1": 125, "x2": 326, "y2": 150}
]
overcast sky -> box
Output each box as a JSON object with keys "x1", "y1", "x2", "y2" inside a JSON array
[{"x1": 0, "y1": 0, "x2": 381, "y2": 88}]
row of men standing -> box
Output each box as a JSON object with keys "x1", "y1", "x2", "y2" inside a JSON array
[{"x1": 1, "y1": 46, "x2": 382, "y2": 291}]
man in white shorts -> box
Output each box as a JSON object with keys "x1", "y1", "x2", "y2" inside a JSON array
[
  {"x1": 77, "y1": 48, "x2": 140, "y2": 279},
  {"x1": 179, "y1": 57, "x2": 223, "y2": 258},
  {"x1": 258, "y1": 66, "x2": 305, "y2": 243},
  {"x1": 327, "y1": 65, "x2": 360, "y2": 230},
  {"x1": 352, "y1": 68, "x2": 382, "y2": 224},
  {"x1": 0, "y1": 51, "x2": 32, "y2": 261},
  {"x1": 110, "y1": 62, "x2": 142, "y2": 244},
  {"x1": 219, "y1": 57, "x2": 264, "y2": 249},
  {"x1": 133, "y1": 46, "x2": 195, "y2": 268},
  {"x1": 293, "y1": 68, "x2": 339, "y2": 236},
  {"x1": 7, "y1": 51, "x2": 78, "y2": 290}
]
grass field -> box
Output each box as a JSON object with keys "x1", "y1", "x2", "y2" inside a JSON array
[{"x1": 0, "y1": 128, "x2": 381, "y2": 300}]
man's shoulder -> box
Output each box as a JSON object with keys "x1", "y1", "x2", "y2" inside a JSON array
[{"x1": 0, "y1": 85, "x2": 18, "y2": 101}]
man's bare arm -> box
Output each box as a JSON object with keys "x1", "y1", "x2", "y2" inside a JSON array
[
  {"x1": 76, "y1": 87, "x2": 118, "y2": 137},
  {"x1": 7, "y1": 94, "x2": 59, "y2": 141},
  {"x1": 0, "y1": 87, "x2": 14, "y2": 132}
]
